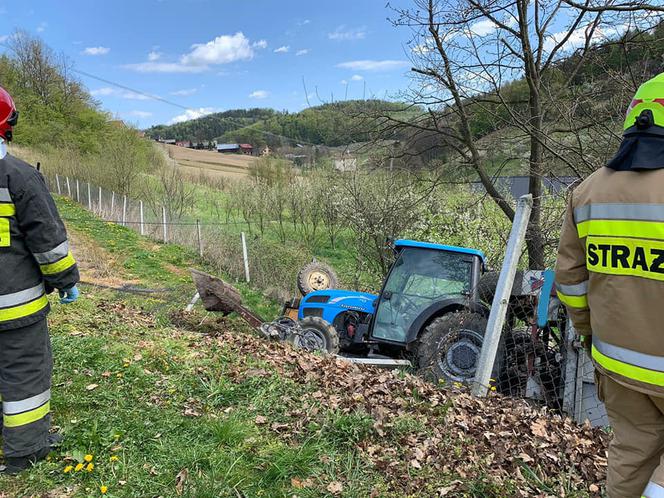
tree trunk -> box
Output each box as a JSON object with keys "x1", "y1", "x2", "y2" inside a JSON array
[{"x1": 527, "y1": 90, "x2": 545, "y2": 269}]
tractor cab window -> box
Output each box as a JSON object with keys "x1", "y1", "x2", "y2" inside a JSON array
[{"x1": 372, "y1": 248, "x2": 473, "y2": 343}]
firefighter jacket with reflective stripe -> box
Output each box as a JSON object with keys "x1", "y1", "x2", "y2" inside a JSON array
[
  {"x1": 556, "y1": 166, "x2": 664, "y2": 397},
  {"x1": 0, "y1": 154, "x2": 79, "y2": 331}
]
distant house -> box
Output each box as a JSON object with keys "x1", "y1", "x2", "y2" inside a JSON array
[
  {"x1": 217, "y1": 143, "x2": 240, "y2": 153},
  {"x1": 161, "y1": 138, "x2": 177, "y2": 145},
  {"x1": 239, "y1": 144, "x2": 254, "y2": 155},
  {"x1": 176, "y1": 141, "x2": 191, "y2": 148}
]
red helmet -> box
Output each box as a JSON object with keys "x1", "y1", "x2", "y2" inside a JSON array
[{"x1": 0, "y1": 86, "x2": 18, "y2": 142}]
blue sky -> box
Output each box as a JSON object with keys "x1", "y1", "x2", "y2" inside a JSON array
[{"x1": 0, "y1": 1, "x2": 416, "y2": 128}]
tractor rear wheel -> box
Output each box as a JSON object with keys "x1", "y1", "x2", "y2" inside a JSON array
[
  {"x1": 288, "y1": 317, "x2": 340, "y2": 355},
  {"x1": 417, "y1": 312, "x2": 503, "y2": 386},
  {"x1": 297, "y1": 261, "x2": 339, "y2": 296}
]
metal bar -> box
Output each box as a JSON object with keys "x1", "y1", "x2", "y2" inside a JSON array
[
  {"x1": 196, "y1": 220, "x2": 203, "y2": 257},
  {"x1": 337, "y1": 357, "x2": 412, "y2": 368},
  {"x1": 139, "y1": 200, "x2": 144, "y2": 235},
  {"x1": 241, "y1": 232, "x2": 250, "y2": 283},
  {"x1": 472, "y1": 194, "x2": 533, "y2": 397},
  {"x1": 162, "y1": 206, "x2": 167, "y2": 242}
]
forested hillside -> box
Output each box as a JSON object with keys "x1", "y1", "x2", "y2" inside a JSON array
[{"x1": 145, "y1": 100, "x2": 410, "y2": 147}]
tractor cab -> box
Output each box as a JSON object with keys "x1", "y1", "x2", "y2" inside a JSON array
[{"x1": 370, "y1": 240, "x2": 486, "y2": 345}]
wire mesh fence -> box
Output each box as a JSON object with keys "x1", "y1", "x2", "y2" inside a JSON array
[{"x1": 45, "y1": 173, "x2": 311, "y2": 298}]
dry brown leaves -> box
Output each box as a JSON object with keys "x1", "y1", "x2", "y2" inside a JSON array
[{"x1": 177, "y1": 313, "x2": 609, "y2": 496}]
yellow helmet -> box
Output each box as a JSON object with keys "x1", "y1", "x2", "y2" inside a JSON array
[{"x1": 624, "y1": 72, "x2": 664, "y2": 135}]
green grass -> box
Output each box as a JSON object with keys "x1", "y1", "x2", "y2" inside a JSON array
[{"x1": 0, "y1": 199, "x2": 596, "y2": 498}]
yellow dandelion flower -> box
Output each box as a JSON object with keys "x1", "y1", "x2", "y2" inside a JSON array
[
  {"x1": 110, "y1": 455, "x2": 119, "y2": 462},
  {"x1": 116, "y1": 373, "x2": 123, "y2": 378},
  {"x1": 75, "y1": 463, "x2": 84, "y2": 472},
  {"x1": 63, "y1": 465, "x2": 74, "y2": 473},
  {"x1": 86, "y1": 462, "x2": 95, "y2": 472},
  {"x1": 100, "y1": 485, "x2": 108, "y2": 494},
  {"x1": 84, "y1": 454, "x2": 93, "y2": 462},
  {"x1": 490, "y1": 386, "x2": 497, "y2": 392}
]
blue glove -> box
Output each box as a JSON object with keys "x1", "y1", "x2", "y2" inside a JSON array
[{"x1": 59, "y1": 286, "x2": 79, "y2": 304}]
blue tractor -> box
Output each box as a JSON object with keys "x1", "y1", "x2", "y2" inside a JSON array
[{"x1": 282, "y1": 239, "x2": 499, "y2": 384}]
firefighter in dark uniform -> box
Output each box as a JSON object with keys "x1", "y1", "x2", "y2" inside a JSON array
[{"x1": 0, "y1": 85, "x2": 79, "y2": 474}]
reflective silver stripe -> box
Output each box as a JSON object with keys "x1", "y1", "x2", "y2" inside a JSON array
[
  {"x1": 556, "y1": 280, "x2": 588, "y2": 296},
  {"x1": 32, "y1": 240, "x2": 69, "y2": 265},
  {"x1": 0, "y1": 283, "x2": 45, "y2": 309},
  {"x1": 2, "y1": 389, "x2": 50, "y2": 415},
  {"x1": 0, "y1": 188, "x2": 10, "y2": 203},
  {"x1": 594, "y1": 337, "x2": 664, "y2": 373},
  {"x1": 644, "y1": 481, "x2": 664, "y2": 498},
  {"x1": 574, "y1": 203, "x2": 664, "y2": 224}
]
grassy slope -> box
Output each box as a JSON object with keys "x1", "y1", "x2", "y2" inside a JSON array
[{"x1": 0, "y1": 199, "x2": 605, "y2": 498}]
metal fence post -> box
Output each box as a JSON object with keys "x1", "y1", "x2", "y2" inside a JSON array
[
  {"x1": 472, "y1": 194, "x2": 533, "y2": 397},
  {"x1": 76, "y1": 179, "x2": 80, "y2": 202},
  {"x1": 87, "y1": 183, "x2": 92, "y2": 210},
  {"x1": 162, "y1": 206, "x2": 168, "y2": 242},
  {"x1": 196, "y1": 220, "x2": 203, "y2": 257},
  {"x1": 66, "y1": 177, "x2": 71, "y2": 198},
  {"x1": 241, "y1": 232, "x2": 250, "y2": 283},
  {"x1": 139, "y1": 200, "x2": 145, "y2": 236},
  {"x1": 122, "y1": 195, "x2": 127, "y2": 226},
  {"x1": 56, "y1": 175, "x2": 61, "y2": 195}
]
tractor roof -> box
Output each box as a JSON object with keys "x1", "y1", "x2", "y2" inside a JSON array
[{"x1": 394, "y1": 239, "x2": 487, "y2": 264}]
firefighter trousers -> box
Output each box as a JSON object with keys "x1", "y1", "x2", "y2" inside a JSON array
[
  {"x1": 597, "y1": 371, "x2": 664, "y2": 498},
  {"x1": 0, "y1": 319, "x2": 52, "y2": 458}
]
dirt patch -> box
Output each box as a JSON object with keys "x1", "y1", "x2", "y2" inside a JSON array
[{"x1": 68, "y1": 227, "x2": 140, "y2": 289}]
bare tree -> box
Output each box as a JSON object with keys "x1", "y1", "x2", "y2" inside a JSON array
[{"x1": 387, "y1": 0, "x2": 663, "y2": 268}]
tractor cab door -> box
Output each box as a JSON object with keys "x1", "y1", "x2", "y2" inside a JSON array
[{"x1": 371, "y1": 248, "x2": 475, "y2": 344}]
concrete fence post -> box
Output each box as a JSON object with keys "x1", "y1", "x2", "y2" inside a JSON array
[
  {"x1": 472, "y1": 194, "x2": 533, "y2": 397},
  {"x1": 66, "y1": 177, "x2": 71, "y2": 198},
  {"x1": 122, "y1": 195, "x2": 127, "y2": 227},
  {"x1": 196, "y1": 220, "x2": 203, "y2": 257},
  {"x1": 76, "y1": 179, "x2": 80, "y2": 202},
  {"x1": 162, "y1": 206, "x2": 168, "y2": 243},
  {"x1": 111, "y1": 191, "x2": 115, "y2": 215},
  {"x1": 98, "y1": 186, "x2": 102, "y2": 215},
  {"x1": 241, "y1": 231, "x2": 250, "y2": 283},
  {"x1": 139, "y1": 201, "x2": 145, "y2": 236},
  {"x1": 87, "y1": 183, "x2": 92, "y2": 211},
  {"x1": 56, "y1": 175, "x2": 61, "y2": 195}
]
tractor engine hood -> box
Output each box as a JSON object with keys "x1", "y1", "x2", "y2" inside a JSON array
[{"x1": 302, "y1": 290, "x2": 377, "y2": 315}]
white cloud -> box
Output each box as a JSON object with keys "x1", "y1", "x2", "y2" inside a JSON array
[
  {"x1": 129, "y1": 111, "x2": 153, "y2": 118},
  {"x1": 274, "y1": 45, "x2": 290, "y2": 53},
  {"x1": 329, "y1": 25, "x2": 367, "y2": 41},
  {"x1": 296, "y1": 49, "x2": 310, "y2": 56},
  {"x1": 123, "y1": 62, "x2": 208, "y2": 73},
  {"x1": 0, "y1": 35, "x2": 8, "y2": 43},
  {"x1": 147, "y1": 51, "x2": 162, "y2": 61},
  {"x1": 169, "y1": 107, "x2": 216, "y2": 124},
  {"x1": 336, "y1": 60, "x2": 408, "y2": 72},
  {"x1": 469, "y1": 19, "x2": 497, "y2": 37},
  {"x1": 170, "y1": 88, "x2": 198, "y2": 97},
  {"x1": 249, "y1": 90, "x2": 269, "y2": 99},
  {"x1": 90, "y1": 87, "x2": 151, "y2": 100},
  {"x1": 36, "y1": 22, "x2": 47, "y2": 33},
  {"x1": 341, "y1": 79, "x2": 348, "y2": 85},
  {"x1": 298, "y1": 19, "x2": 311, "y2": 26},
  {"x1": 253, "y1": 40, "x2": 268, "y2": 49},
  {"x1": 181, "y1": 32, "x2": 254, "y2": 66},
  {"x1": 351, "y1": 74, "x2": 363, "y2": 81},
  {"x1": 82, "y1": 46, "x2": 110, "y2": 56},
  {"x1": 542, "y1": 23, "x2": 629, "y2": 55}
]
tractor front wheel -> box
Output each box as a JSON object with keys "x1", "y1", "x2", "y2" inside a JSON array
[
  {"x1": 417, "y1": 312, "x2": 503, "y2": 386},
  {"x1": 297, "y1": 261, "x2": 339, "y2": 296},
  {"x1": 288, "y1": 317, "x2": 340, "y2": 355}
]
